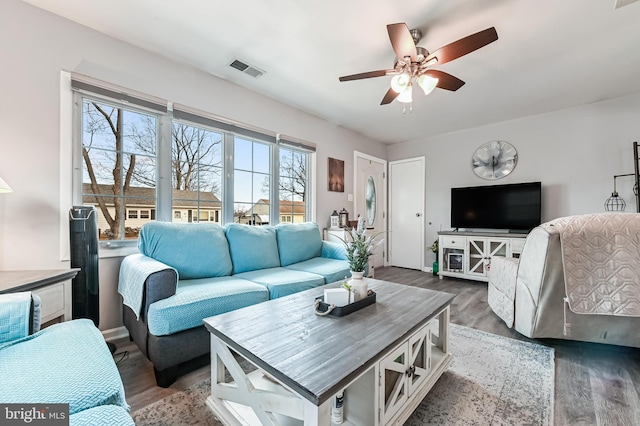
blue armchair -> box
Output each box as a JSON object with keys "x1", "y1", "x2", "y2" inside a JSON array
[{"x1": 0, "y1": 292, "x2": 134, "y2": 426}]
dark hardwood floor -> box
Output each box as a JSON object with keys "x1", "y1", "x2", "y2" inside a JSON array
[{"x1": 114, "y1": 267, "x2": 640, "y2": 425}]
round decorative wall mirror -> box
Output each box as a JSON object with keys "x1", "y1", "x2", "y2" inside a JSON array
[
  {"x1": 365, "y1": 176, "x2": 376, "y2": 226},
  {"x1": 471, "y1": 140, "x2": 518, "y2": 180}
]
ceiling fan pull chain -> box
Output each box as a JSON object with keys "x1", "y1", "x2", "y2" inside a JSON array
[{"x1": 402, "y1": 102, "x2": 413, "y2": 114}]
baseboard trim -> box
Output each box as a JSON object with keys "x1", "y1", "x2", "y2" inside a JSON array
[
  {"x1": 423, "y1": 267, "x2": 433, "y2": 273},
  {"x1": 102, "y1": 326, "x2": 129, "y2": 342}
]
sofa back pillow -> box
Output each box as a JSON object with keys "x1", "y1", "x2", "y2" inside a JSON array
[
  {"x1": 275, "y1": 222, "x2": 323, "y2": 266},
  {"x1": 225, "y1": 224, "x2": 281, "y2": 273},
  {"x1": 138, "y1": 222, "x2": 232, "y2": 279}
]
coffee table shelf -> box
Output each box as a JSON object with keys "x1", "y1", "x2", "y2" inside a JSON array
[{"x1": 204, "y1": 279, "x2": 454, "y2": 425}]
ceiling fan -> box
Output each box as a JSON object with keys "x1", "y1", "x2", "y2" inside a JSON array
[{"x1": 339, "y1": 23, "x2": 498, "y2": 106}]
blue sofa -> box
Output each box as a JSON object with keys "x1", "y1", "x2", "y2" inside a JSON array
[
  {"x1": 118, "y1": 221, "x2": 350, "y2": 386},
  {"x1": 0, "y1": 292, "x2": 134, "y2": 426}
]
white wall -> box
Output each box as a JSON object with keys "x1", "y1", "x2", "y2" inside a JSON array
[
  {"x1": 387, "y1": 94, "x2": 640, "y2": 266},
  {"x1": 0, "y1": 0, "x2": 386, "y2": 330}
]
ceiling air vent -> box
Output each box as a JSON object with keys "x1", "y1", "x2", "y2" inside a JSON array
[{"x1": 229, "y1": 59, "x2": 265, "y2": 78}]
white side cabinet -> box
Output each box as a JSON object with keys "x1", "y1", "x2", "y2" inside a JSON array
[
  {"x1": 0, "y1": 269, "x2": 78, "y2": 325},
  {"x1": 323, "y1": 228, "x2": 347, "y2": 243},
  {"x1": 438, "y1": 232, "x2": 527, "y2": 282}
]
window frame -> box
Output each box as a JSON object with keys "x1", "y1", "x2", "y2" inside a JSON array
[
  {"x1": 72, "y1": 90, "x2": 163, "y2": 251},
  {"x1": 68, "y1": 75, "x2": 315, "y2": 259}
]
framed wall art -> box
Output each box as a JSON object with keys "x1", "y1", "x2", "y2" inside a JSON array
[{"x1": 328, "y1": 157, "x2": 344, "y2": 192}]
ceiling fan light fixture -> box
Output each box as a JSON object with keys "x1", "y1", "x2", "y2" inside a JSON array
[
  {"x1": 390, "y1": 73, "x2": 411, "y2": 93},
  {"x1": 396, "y1": 84, "x2": 413, "y2": 103},
  {"x1": 417, "y1": 74, "x2": 439, "y2": 95}
]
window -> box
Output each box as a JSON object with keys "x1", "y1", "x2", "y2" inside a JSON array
[
  {"x1": 80, "y1": 98, "x2": 157, "y2": 241},
  {"x1": 171, "y1": 122, "x2": 223, "y2": 224},
  {"x1": 234, "y1": 137, "x2": 271, "y2": 225},
  {"x1": 278, "y1": 147, "x2": 308, "y2": 224},
  {"x1": 71, "y1": 77, "x2": 313, "y2": 249}
]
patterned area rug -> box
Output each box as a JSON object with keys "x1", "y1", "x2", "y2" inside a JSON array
[{"x1": 132, "y1": 324, "x2": 554, "y2": 425}]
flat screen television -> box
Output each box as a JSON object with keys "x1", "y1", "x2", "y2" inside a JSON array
[{"x1": 451, "y1": 182, "x2": 542, "y2": 231}]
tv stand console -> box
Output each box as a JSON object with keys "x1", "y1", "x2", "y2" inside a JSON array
[{"x1": 437, "y1": 231, "x2": 527, "y2": 282}]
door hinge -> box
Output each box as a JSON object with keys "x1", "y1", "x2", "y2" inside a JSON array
[
  {"x1": 383, "y1": 172, "x2": 386, "y2": 179},
  {"x1": 383, "y1": 211, "x2": 386, "y2": 218}
]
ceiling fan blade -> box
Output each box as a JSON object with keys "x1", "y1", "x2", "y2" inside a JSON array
[
  {"x1": 339, "y1": 70, "x2": 393, "y2": 82},
  {"x1": 380, "y1": 87, "x2": 399, "y2": 105},
  {"x1": 424, "y1": 70, "x2": 465, "y2": 91},
  {"x1": 387, "y1": 23, "x2": 417, "y2": 62},
  {"x1": 425, "y1": 27, "x2": 498, "y2": 65}
]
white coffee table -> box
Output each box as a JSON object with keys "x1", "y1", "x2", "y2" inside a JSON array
[{"x1": 203, "y1": 279, "x2": 454, "y2": 425}]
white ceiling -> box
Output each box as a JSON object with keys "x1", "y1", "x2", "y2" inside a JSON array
[{"x1": 22, "y1": 0, "x2": 640, "y2": 145}]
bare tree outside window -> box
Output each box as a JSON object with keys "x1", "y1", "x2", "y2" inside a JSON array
[
  {"x1": 171, "y1": 123, "x2": 223, "y2": 223},
  {"x1": 272, "y1": 148, "x2": 308, "y2": 223},
  {"x1": 171, "y1": 123, "x2": 222, "y2": 195},
  {"x1": 82, "y1": 99, "x2": 226, "y2": 238},
  {"x1": 80, "y1": 95, "x2": 309, "y2": 236},
  {"x1": 82, "y1": 101, "x2": 154, "y2": 240},
  {"x1": 269, "y1": 148, "x2": 307, "y2": 202}
]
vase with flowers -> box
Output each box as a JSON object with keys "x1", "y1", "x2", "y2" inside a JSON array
[
  {"x1": 336, "y1": 217, "x2": 384, "y2": 301},
  {"x1": 430, "y1": 239, "x2": 439, "y2": 275}
]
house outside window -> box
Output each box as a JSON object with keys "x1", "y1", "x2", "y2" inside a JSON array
[
  {"x1": 79, "y1": 98, "x2": 158, "y2": 241},
  {"x1": 278, "y1": 147, "x2": 308, "y2": 223},
  {"x1": 72, "y1": 77, "x2": 314, "y2": 250},
  {"x1": 234, "y1": 137, "x2": 271, "y2": 225},
  {"x1": 171, "y1": 122, "x2": 223, "y2": 224}
]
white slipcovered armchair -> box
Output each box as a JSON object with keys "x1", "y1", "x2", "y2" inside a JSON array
[{"x1": 488, "y1": 213, "x2": 640, "y2": 348}]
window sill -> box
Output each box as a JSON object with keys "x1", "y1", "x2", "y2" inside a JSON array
[{"x1": 98, "y1": 242, "x2": 139, "y2": 259}]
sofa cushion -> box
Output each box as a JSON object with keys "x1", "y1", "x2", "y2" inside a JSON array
[
  {"x1": 138, "y1": 222, "x2": 232, "y2": 280},
  {"x1": 275, "y1": 222, "x2": 323, "y2": 266},
  {"x1": 285, "y1": 257, "x2": 351, "y2": 284},
  {"x1": 321, "y1": 240, "x2": 348, "y2": 260},
  {"x1": 235, "y1": 267, "x2": 325, "y2": 299},
  {"x1": 225, "y1": 223, "x2": 281, "y2": 273},
  {"x1": 147, "y1": 276, "x2": 269, "y2": 336},
  {"x1": 0, "y1": 319, "x2": 128, "y2": 415}
]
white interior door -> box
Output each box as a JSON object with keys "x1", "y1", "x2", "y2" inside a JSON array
[
  {"x1": 354, "y1": 152, "x2": 386, "y2": 269},
  {"x1": 389, "y1": 157, "x2": 424, "y2": 270}
]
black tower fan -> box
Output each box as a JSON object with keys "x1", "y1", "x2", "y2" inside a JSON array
[{"x1": 69, "y1": 206, "x2": 100, "y2": 326}]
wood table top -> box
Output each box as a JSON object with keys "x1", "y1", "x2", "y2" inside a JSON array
[
  {"x1": 0, "y1": 269, "x2": 79, "y2": 293},
  {"x1": 204, "y1": 279, "x2": 455, "y2": 405}
]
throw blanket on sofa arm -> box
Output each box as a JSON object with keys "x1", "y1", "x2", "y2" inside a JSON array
[
  {"x1": 544, "y1": 213, "x2": 640, "y2": 317},
  {"x1": 118, "y1": 253, "x2": 178, "y2": 319}
]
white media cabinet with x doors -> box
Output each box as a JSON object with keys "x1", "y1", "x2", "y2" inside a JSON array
[{"x1": 437, "y1": 231, "x2": 527, "y2": 282}]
